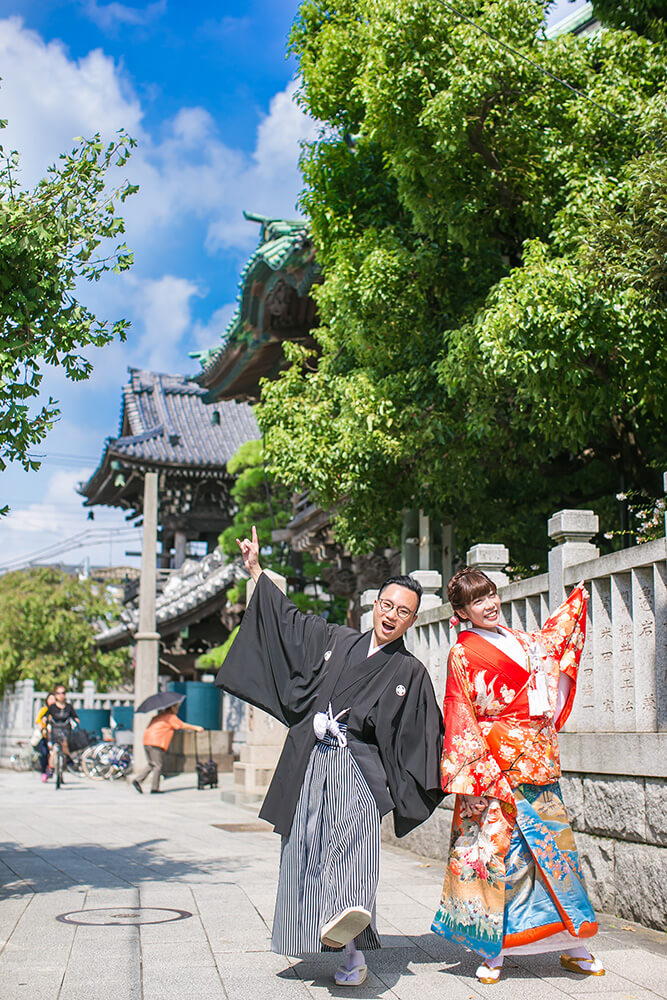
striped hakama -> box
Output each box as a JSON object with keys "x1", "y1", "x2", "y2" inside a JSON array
[{"x1": 271, "y1": 725, "x2": 382, "y2": 956}]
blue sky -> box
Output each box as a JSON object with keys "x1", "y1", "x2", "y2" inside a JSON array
[{"x1": 0, "y1": 0, "x2": 589, "y2": 573}]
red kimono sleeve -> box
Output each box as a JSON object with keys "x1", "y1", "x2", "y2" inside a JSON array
[
  {"x1": 535, "y1": 584, "x2": 587, "y2": 730},
  {"x1": 441, "y1": 644, "x2": 514, "y2": 806}
]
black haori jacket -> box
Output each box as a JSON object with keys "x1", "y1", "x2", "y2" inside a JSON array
[{"x1": 215, "y1": 573, "x2": 444, "y2": 838}]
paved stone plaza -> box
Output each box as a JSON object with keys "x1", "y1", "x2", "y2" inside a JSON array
[{"x1": 0, "y1": 769, "x2": 665, "y2": 1000}]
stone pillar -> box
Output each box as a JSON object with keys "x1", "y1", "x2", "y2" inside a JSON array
[
  {"x1": 133, "y1": 472, "x2": 160, "y2": 774},
  {"x1": 360, "y1": 589, "x2": 378, "y2": 634},
  {"x1": 411, "y1": 569, "x2": 443, "y2": 612},
  {"x1": 173, "y1": 529, "x2": 187, "y2": 569},
  {"x1": 442, "y1": 522, "x2": 454, "y2": 590},
  {"x1": 547, "y1": 509, "x2": 599, "y2": 608},
  {"x1": 82, "y1": 679, "x2": 95, "y2": 709},
  {"x1": 466, "y1": 544, "x2": 510, "y2": 588},
  {"x1": 418, "y1": 511, "x2": 431, "y2": 571},
  {"x1": 232, "y1": 570, "x2": 288, "y2": 796},
  {"x1": 17, "y1": 679, "x2": 35, "y2": 732}
]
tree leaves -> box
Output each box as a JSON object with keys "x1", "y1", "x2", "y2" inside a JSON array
[
  {"x1": 261, "y1": 0, "x2": 667, "y2": 564},
  {"x1": 0, "y1": 567, "x2": 130, "y2": 694},
  {"x1": 0, "y1": 129, "x2": 136, "y2": 481}
]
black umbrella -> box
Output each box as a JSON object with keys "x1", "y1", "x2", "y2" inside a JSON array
[{"x1": 135, "y1": 691, "x2": 186, "y2": 714}]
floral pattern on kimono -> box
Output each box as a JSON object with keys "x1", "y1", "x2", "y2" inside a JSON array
[{"x1": 432, "y1": 586, "x2": 593, "y2": 958}]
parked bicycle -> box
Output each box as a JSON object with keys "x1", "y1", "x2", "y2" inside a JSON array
[
  {"x1": 81, "y1": 741, "x2": 132, "y2": 781},
  {"x1": 9, "y1": 740, "x2": 39, "y2": 772}
]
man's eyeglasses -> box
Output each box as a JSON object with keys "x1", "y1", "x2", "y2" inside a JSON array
[{"x1": 377, "y1": 598, "x2": 416, "y2": 621}]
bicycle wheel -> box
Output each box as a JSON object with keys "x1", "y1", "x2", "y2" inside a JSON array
[
  {"x1": 11, "y1": 744, "x2": 33, "y2": 771},
  {"x1": 81, "y1": 743, "x2": 110, "y2": 780},
  {"x1": 107, "y1": 747, "x2": 132, "y2": 780}
]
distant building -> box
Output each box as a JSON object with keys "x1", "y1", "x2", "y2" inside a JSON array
[
  {"x1": 81, "y1": 367, "x2": 260, "y2": 677},
  {"x1": 192, "y1": 212, "x2": 319, "y2": 403},
  {"x1": 545, "y1": 1, "x2": 599, "y2": 38},
  {"x1": 79, "y1": 367, "x2": 259, "y2": 568}
]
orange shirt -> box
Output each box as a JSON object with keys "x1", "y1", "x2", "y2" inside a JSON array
[{"x1": 143, "y1": 712, "x2": 188, "y2": 750}]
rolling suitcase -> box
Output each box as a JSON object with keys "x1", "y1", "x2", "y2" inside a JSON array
[{"x1": 195, "y1": 729, "x2": 218, "y2": 789}]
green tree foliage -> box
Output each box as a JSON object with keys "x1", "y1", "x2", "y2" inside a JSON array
[
  {"x1": 590, "y1": 0, "x2": 666, "y2": 37},
  {"x1": 0, "y1": 567, "x2": 131, "y2": 693},
  {"x1": 197, "y1": 624, "x2": 239, "y2": 672},
  {"x1": 0, "y1": 127, "x2": 137, "y2": 498},
  {"x1": 258, "y1": 0, "x2": 667, "y2": 565}
]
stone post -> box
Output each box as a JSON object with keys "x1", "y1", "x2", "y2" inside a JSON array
[
  {"x1": 174, "y1": 529, "x2": 187, "y2": 569},
  {"x1": 132, "y1": 472, "x2": 160, "y2": 772},
  {"x1": 547, "y1": 509, "x2": 599, "y2": 608},
  {"x1": 17, "y1": 679, "x2": 35, "y2": 732},
  {"x1": 466, "y1": 544, "x2": 510, "y2": 588},
  {"x1": 360, "y1": 589, "x2": 378, "y2": 634},
  {"x1": 232, "y1": 570, "x2": 288, "y2": 796},
  {"x1": 418, "y1": 511, "x2": 431, "y2": 571},
  {"x1": 82, "y1": 679, "x2": 95, "y2": 710},
  {"x1": 411, "y1": 569, "x2": 443, "y2": 611}
]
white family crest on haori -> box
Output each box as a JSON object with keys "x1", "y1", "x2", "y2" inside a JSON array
[
  {"x1": 324, "y1": 650, "x2": 332, "y2": 661},
  {"x1": 396, "y1": 684, "x2": 406, "y2": 697}
]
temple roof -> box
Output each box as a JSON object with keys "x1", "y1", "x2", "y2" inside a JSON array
[
  {"x1": 192, "y1": 212, "x2": 319, "y2": 402},
  {"x1": 79, "y1": 368, "x2": 259, "y2": 509},
  {"x1": 95, "y1": 547, "x2": 245, "y2": 650}
]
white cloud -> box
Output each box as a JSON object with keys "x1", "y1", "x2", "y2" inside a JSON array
[
  {"x1": 131, "y1": 274, "x2": 203, "y2": 373},
  {"x1": 0, "y1": 17, "x2": 143, "y2": 187},
  {"x1": 82, "y1": 0, "x2": 166, "y2": 32},
  {"x1": 0, "y1": 17, "x2": 316, "y2": 259},
  {"x1": 0, "y1": 468, "x2": 142, "y2": 573},
  {"x1": 0, "y1": 17, "x2": 317, "y2": 568},
  {"x1": 191, "y1": 302, "x2": 238, "y2": 353}
]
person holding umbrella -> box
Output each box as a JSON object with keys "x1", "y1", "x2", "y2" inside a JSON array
[{"x1": 132, "y1": 693, "x2": 204, "y2": 794}]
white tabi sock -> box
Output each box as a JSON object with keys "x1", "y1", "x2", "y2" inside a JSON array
[
  {"x1": 563, "y1": 946, "x2": 604, "y2": 972},
  {"x1": 476, "y1": 953, "x2": 503, "y2": 981},
  {"x1": 343, "y1": 940, "x2": 365, "y2": 971}
]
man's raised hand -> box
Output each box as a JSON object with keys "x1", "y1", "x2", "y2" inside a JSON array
[{"x1": 236, "y1": 524, "x2": 262, "y2": 582}]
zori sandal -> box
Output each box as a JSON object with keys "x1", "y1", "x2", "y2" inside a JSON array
[
  {"x1": 476, "y1": 961, "x2": 502, "y2": 984},
  {"x1": 560, "y1": 953, "x2": 605, "y2": 976},
  {"x1": 334, "y1": 963, "x2": 368, "y2": 986},
  {"x1": 320, "y1": 907, "x2": 372, "y2": 948}
]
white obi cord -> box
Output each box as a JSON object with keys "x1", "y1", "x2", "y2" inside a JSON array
[{"x1": 313, "y1": 703, "x2": 350, "y2": 747}]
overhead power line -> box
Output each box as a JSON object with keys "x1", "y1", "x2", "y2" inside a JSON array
[
  {"x1": 0, "y1": 527, "x2": 142, "y2": 573},
  {"x1": 433, "y1": 0, "x2": 628, "y2": 124}
]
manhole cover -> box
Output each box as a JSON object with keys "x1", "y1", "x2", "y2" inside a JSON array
[
  {"x1": 212, "y1": 822, "x2": 271, "y2": 832},
  {"x1": 56, "y1": 907, "x2": 192, "y2": 926}
]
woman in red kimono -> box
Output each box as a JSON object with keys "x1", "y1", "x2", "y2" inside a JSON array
[{"x1": 432, "y1": 568, "x2": 605, "y2": 984}]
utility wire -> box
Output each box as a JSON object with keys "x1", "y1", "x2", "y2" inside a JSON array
[
  {"x1": 0, "y1": 527, "x2": 141, "y2": 571},
  {"x1": 433, "y1": 0, "x2": 628, "y2": 124}
]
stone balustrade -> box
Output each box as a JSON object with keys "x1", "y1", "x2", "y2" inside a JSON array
[
  {"x1": 0, "y1": 679, "x2": 135, "y2": 766},
  {"x1": 371, "y1": 507, "x2": 666, "y2": 930}
]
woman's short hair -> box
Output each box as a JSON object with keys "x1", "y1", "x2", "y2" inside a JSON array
[{"x1": 447, "y1": 568, "x2": 497, "y2": 612}]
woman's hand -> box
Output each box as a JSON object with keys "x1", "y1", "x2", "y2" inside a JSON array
[
  {"x1": 236, "y1": 524, "x2": 262, "y2": 582},
  {"x1": 576, "y1": 580, "x2": 590, "y2": 602},
  {"x1": 460, "y1": 795, "x2": 489, "y2": 818}
]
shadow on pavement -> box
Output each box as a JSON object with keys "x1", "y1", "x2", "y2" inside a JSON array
[{"x1": 0, "y1": 838, "x2": 249, "y2": 897}]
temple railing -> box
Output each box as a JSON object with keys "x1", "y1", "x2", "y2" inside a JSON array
[
  {"x1": 0, "y1": 680, "x2": 134, "y2": 766},
  {"x1": 361, "y1": 507, "x2": 667, "y2": 757}
]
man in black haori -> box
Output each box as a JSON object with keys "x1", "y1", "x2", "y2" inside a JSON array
[{"x1": 216, "y1": 527, "x2": 444, "y2": 987}]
